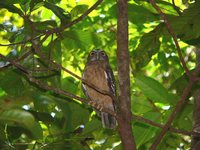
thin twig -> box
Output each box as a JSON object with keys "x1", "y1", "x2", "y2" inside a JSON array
[
  {"x1": 150, "y1": 79, "x2": 195, "y2": 149},
  {"x1": 31, "y1": 43, "x2": 117, "y2": 102},
  {"x1": 172, "y1": 0, "x2": 182, "y2": 15},
  {"x1": 149, "y1": 0, "x2": 190, "y2": 77},
  {"x1": 0, "y1": 54, "x2": 116, "y2": 116},
  {"x1": 132, "y1": 114, "x2": 200, "y2": 136},
  {"x1": 148, "y1": 0, "x2": 195, "y2": 149},
  {"x1": 0, "y1": 35, "x2": 43, "y2": 46},
  {"x1": 40, "y1": 0, "x2": 103, "y2": 43},
  {"x1": 0, "y1": 50, "x2": 32, "y2": 71}
]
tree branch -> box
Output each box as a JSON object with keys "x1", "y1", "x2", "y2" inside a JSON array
[
  {"x1": 149, "y1": 0, "x2": 190, "y2": 77},
  {"x1": 172, "y1": 0, "x2": 182, "y2": 15},
  {"x1": 147, "y1": 0, "x2": 197, "y2": 149},
  {"x1": 2, "y1": 52, "x2": 200, "y2": 139},
  {"x1": 132, "y1": 114, "x2": 200, "y2": 136},
  {"x1": 0, "y1": 54, "x2": 116, "y2": 117},
  {"x1": 116, "y1": 0, "x2": 136, "y2": 149},
  {"x1": 31, "y1": 43, "x2": 116, "y2": 102},
  {"x1": 0, "y1": 50, "x2": 32, "y2": 71},
  {"x1": 41, "y1": 0, "x2": 103, "y2": 43},
  {"x1": 150, "y1": 79, "x2": 195, "y2": 149}
]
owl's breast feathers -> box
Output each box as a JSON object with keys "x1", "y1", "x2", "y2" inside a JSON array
[{"x1": 82, "y1": 61, "x2": 114, "y2": 110}]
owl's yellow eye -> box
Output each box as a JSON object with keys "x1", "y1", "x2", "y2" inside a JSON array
[{"x1": 90, "y1": 51, "x2": 95, "y2": 56}]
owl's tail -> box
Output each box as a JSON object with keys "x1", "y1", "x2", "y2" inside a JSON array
[{"x1": 101, "y1": 112, "x2": 116, "y2": 129}]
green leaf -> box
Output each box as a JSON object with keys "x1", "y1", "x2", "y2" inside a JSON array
[
  {"x1": 131, "y1": 95, "x2": 152, "y2": 114},
  {"x1": 134, "y1": 111, "x2": 161, "y2": 148},
  {"x1": 30, "y1": 1, "x2": 45, "y2": 12},
  {"x1": 132, "y1": 26, "x2": 161, "y2": 70},
  {"x1": 61, "y1": 77, "x2": 79, "y2": 94},
  {"x1": 56, "y1": 99, "x2": 90, "y2": 132},
  {"x1": 0, "y1": 2, "x2": 23, "y2": 15},
  {"x1": 0, "y1": 70, "x2": 26, "y2": 96},
  {"x1": 135, "y1": 75, "x2": 169, "y2": 103},
  {"x1": 0, "y1": 125, "x2": 6, "y2": 141},
  {"x1": 82, "y1": 118, "x2": 101, "y2": 135},
  {"x1": 101, "y1": 135, "x2": 120, "y2": 149},
  {"x1": 0, "y1": 109, "x2": 35, "y2": 128},
  {"x1": 128, "y1": 3, "x2": 158, "y2": 25},
  {"x1": 29, "y1": 122, "x2": 43, "y2": 139},
  {"x1": 33, "y1": 94, "x2": 55, "y2": 112},
  {"x1": 70, "y1": 5, "x2": 89, "y2": 18},
  {"x1": 62, "y1": 30, "x2": 98, "y2": 50},
  {"x1": 170, "y1": 73, "x2": 189, "y2": 96},
  {"x1": 34, "y1": 20, "x2": 57, "y2": 30},
  {"x1": 20, "y1": 0, "x2": 31, "y2": 13},
  {"x1": 44, "y1": 2, "x2": 70, "y2": 23},
  {"x1": 2, "y1": 0, "x2": 28, "y2": 5},
  {"x1": 175, "y1": 104, "x2": 193, "y2": 130}
]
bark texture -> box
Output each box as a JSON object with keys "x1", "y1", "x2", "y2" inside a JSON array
[
  {"x1": 191, "y1": 48, "x2": 200, "y2": 150},
  {"x1": 116, "y1": 0, "x2": 136, "y2": 149}
]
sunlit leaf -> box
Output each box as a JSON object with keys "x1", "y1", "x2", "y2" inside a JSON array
[
  {"x1": 71, "y1": 5, "x2": 89, "y2": 18},
  {"x1": 44, "y1": 1, "x2": 70, "y2": 23},
  {"x1": 0, "y1": 2, "x2": 23, "y2": 15}
]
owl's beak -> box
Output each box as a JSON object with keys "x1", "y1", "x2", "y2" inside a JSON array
[{"x1": 96, "y1": 53, "x2": 100, "y2": 60}]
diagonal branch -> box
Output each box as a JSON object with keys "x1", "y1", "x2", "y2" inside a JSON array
[
  {"x1": 41, "y1": 0, "x2": 103, "y2": 43},
  {"x1": 0, "y1": 50, "x2": 32, "y2": 71},
  {"x1": 2, "y1": 52, "x2": 200, "y2": 138},
  {"x1": 149, "y1": 0, "x2": 190, "y2": 77},
  {"x1": 0, "y1": 53, "x2": 116, "y2": 116},
  {"x1": 132, "y1": 114, "x2": 200, "y2": 136},
  {"x1": 31, "y1": 43, "x2": 117, "y2": 102},
  {"x1": 150, "y1": 79, "x2": 195, "y2": 149},
  {"x1": 172, "y1": 0, "x2": 182, "y2": 15}
]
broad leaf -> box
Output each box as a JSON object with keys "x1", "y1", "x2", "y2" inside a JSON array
[
  {"x1": 0, "y1": 109, "x2": 35, "y2": 128},
  {"x1": 135, "y1": 75, "x2": 169, "y2": 103},
  {"x1": 0, "y1": 2, "x2": 23, "y2": 15},
  {"x1": 132, "y1": 26, "x2": 161, "y2": 70},
  {"x1": 71, "y1": 5, "x2": 89, "y2": 18}
]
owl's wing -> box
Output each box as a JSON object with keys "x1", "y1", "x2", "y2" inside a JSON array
[
  {"x1": 82, "y1": 71, "x2": 101, "y2": 116},
  {"x1": 82, "y1": 72, "x2": 90, "y2": 99},
  {"x1": 105, "y1": 65, "x2": 116, "y2": 96},
  {"x1": 104, "y1": 65, "x2": 117, "y2": 113}
]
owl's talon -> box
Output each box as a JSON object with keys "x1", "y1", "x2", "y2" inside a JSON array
[
  {"x1": 99, "y1": 106, "x2": 103, "y2": 111},
  {"x1": 97, "y1": 104, "x2": 103, "y2": 111},
  {"x1": 89, "y1": 101, "x2": 103, "y2": 111},
  {"x1": 89, "y1": 101, "x2": 96, "y2": 107}
]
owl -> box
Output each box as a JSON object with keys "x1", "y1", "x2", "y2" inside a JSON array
[{"x1": 82, "y1": 49, "x2": 116, "y2": 129}]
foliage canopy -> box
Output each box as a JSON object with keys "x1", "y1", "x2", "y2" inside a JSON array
[{"x1": 0, "y1": 0, "x2": 200, "y2": 149}]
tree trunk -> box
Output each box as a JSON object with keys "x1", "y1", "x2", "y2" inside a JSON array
[
  {"x1": 191, "y1": 48, "x2": 200, "y2": 149},
  {"x1": 116, "y1": 0, "x2": 136, "y2": 149}
]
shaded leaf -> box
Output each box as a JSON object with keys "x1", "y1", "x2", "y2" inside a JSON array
[
  {"x1": 135, "y1": 75, "x2": 169, "y2": 103},
  {"x1": 0, "y1": 70, "x2": 26, "y2": 96},
  {"x1": 132, "y1": 26, "x2": 161, "y2": 70},
  {"x1": 82, "y1": 118, "x2": 101, "y2": 135},
  {"x1": 0, "y1": 109, "x2": 35, "y2": 128}
]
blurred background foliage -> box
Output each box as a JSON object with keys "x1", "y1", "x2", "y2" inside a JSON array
[{"x1": 0, "y1": 0, "x2": 199, "y2": 149}]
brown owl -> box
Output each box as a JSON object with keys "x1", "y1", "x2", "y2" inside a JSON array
[{"x1": 82, "y1": 49, "x2": 116, "y2": 129}]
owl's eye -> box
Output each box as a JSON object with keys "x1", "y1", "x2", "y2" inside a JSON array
[
  {"x1": 90, "y1": 51, "x2": 95, "y2": 56},
  {"x1": 101, "y1": 51, "x2": 106, "y2": 56}
]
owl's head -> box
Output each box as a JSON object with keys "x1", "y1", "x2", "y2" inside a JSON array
[{"x1": 87, "y1": 49, "x2": 108, "y2": 62}]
